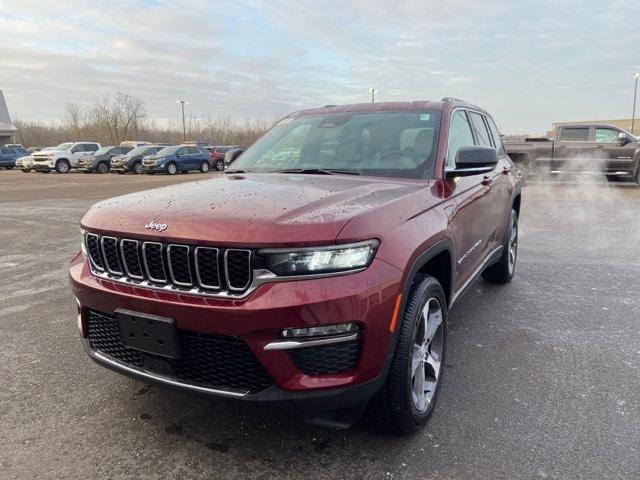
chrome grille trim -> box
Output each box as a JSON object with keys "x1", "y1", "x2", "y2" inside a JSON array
[
  {"x1": 224, "y1": 249, "x2": 252, "y2": 291},
  {"x1": 194, "y1": 247, "x2": 221, "y2": 289},
  {"x1": 142, "y1": 241, "x2": 167, "y2": 283},
  {"x1": 119, "y1": 239, "x2": 144, "y2": 280},
  {"x1": 167, "y1": 244, "x2": 193, "y2": 287},
  {"x1": 85, "y1": 233, "x2": 104, "y2": 271},
  {"x1": 100, "y1": 236, "x2": 123, "y2": 275}
]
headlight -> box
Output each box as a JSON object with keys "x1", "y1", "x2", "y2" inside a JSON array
[{"x1": 259, "y1": 240, "x2": 379, "y2": 276}]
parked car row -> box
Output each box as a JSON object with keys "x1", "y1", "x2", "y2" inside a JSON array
[{"x1": 3, "y1": 140, "x2": 246, "y2": 175}]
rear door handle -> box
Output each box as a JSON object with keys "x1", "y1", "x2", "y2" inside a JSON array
[
  {"x1": 482, "y1": 175, "x2": 492, "y2": 186},
  {"x1": 502, "y1": 166, "x2": 511, "y2": 175}
]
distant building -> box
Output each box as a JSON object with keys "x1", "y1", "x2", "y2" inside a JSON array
[
  {"x1": 548, "y1": 119, "x2": 639, "y2": 137},
  {"x1": 0, "y1": 90, "x2": 17, "y2": 146}
]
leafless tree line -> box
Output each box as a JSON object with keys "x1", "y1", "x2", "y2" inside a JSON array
[{"x1": 13, "y1": 93, "x2": 274, "y2": 148}]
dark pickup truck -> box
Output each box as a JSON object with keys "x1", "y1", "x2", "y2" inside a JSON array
[{"x1": 505, "y1": 124, "x2": 640, "y2": 183}]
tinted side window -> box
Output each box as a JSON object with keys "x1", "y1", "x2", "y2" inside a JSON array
[
  {"x1": 559, "y1": 127, "x2": 589, "y2": 141},
  {"x1": 1, "y1": 148, "x2": 12, "y2": 155},
  {"x1": 595, "y1": 128, "x2": 620, "y2": 143},
  {"x1": 485, "y1": 115, "x2": 505, "y2": 155},
  {"x1": 447, "y1": 110, "x2": 475, "y2": 167},
  {"x1": 86, "y1": 144, "x2": 99, "y2": 152},
  {"x1": 189, "y1": 147, "x2": 200, "y2": 154},
  {"x1": 469, "y1": 112, "x2": 492, "y2": 147}
]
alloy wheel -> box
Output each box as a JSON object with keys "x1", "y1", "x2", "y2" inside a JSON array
[
  {"x1": 133, "y1": 162, "x2": 143, "y2": 174},
  {"x1": 508, "y1": 216, "x2": 518, "y2": 275},
  {"x1": 411, "y1": 298, "x2": 444, "y2": 412}
]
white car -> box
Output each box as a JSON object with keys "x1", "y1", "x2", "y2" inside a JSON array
[
  {"x1": 32, "y1": 142, "x2": 100, "y2": 173},
  {"x1": 16, "y1": 155, "x2": 34, "y2": 172}
]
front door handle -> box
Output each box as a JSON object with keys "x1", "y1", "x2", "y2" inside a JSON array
[
  {"x1": 502, "y1": 166, "x2": 511, "y2": 175},
  {"x1": 482, "y1": 176, "x2": 492, "y2": 186}
]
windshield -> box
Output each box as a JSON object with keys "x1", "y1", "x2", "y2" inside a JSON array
[
  {"x1": 156, "y1": 146, "x2": 180, "y2": 156},
  {"x1": 94, "y1": 147, "x2": 113, "y2": 155},
  {"x1": 233, "y1": 110, "x2": 441, "y2": 179},
  {"x1": 129, "y1": 146, "x2": 156, "y2": 156},
  {"x1": 55, "y1": 142, "x2": 74, "y2": 151}
]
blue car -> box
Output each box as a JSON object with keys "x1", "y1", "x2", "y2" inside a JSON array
[
  {"x1": 142, "y1": 145, "x2": 211, "y2": 175},
  {"x1": 0, "y1": 146, "x2": 29, "y2": 169}
]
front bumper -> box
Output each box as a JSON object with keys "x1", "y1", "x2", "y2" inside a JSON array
[
  {"x1": 69, "y1": 251, "x2": 401, "y2": 405},
  {"x1": 142, "y1": 163, "x2": 165, "y2": 172},
  {"x1": 33, "y1": 160, "x2": 55, "y2": 170}
]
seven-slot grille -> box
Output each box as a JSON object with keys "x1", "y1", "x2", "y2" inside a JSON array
[{"x1": 85, "y1": 233, "x2": 253, "y2": 295}]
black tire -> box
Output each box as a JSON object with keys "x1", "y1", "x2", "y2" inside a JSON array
[
  {"x1": 96, "y1": 162, "x2": 109, "y2": 174},
  {"x1": 482, "y1": 209, "x2": 518, "y2": 284},
  {"x1": 215, "y1": 160, "x2": 225, "y2": 171},
  {"x1": 55, "y1": 159, "x2": 71, "y2": 174},
  {"x1": 117, "y1": 170, "x2": 125, "y2": 174},
  {"x1": 166, "y1": 162, "x2": 177, "y2": 175},
  {"x1": 377, "y1": 275, "x2": 447, "y2": 434},
  {"x1": 21, "y1": 169, "x2": 31, "y2": 173},
  {"x1": 147, "y1": 172, "x2": 155, "y2": 175},
  {"x1": 6, "y1": 165, "x2": 14, "y2": 170},
  {"x1": 634, "y1": 164, "x2": 640, "y2": 185},
  {"x1": 200, "y1": 161, "x2": 210, "y2": 173},
  {"x1": 132, "y1": 162, "x2": 143, "y2": 175}
]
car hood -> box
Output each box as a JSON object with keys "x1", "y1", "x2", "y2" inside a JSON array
[
  {"x1": 81, "y1": 173, "x2": 435, "y2": 246},
  {"x1": 33, "y1": 149, "x2": 67, "y2": 156}
]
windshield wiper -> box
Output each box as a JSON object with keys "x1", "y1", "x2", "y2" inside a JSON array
[{"x1": 270, "y1": 168, "x2": 361, "y2": 176}]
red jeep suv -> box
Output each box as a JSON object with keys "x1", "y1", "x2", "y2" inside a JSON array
[{"x1": 70, "y1": 98, "x2": 521, "y2": 433}]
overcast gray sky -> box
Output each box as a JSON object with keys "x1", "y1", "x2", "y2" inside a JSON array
[{"x1": 1, "y1": 0, "x2": 639, "y2": 134}]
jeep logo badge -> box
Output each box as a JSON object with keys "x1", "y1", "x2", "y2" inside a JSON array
[{"x1": 145, "y1": 221, "x2": 168, "y2": 232}]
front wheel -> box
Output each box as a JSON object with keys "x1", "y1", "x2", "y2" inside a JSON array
[
  {"x1": 482, "y1": 209, "x2": 518, "y2": 284},
  {"x1": 96, "y1": 162, "x2": 109, "y2": 174},
  {"x1": 5, "y1": 165, "x2": 14, "y2": 170},
  {"x1": 215, "y1": 160, "x2": 225, "y2": 171},
  {"x1": 377, "y1": 275, "x2": 447, "y2": 434},
  {"x1": 55, "y1": 159, "x2": 70, "y2": 174},
  {"x1": 132, "y1": 162, "x2": 143, "y2": 175},
  {"x1": 21, "y1": 169, "x2": 31, "y2": 173},
  {"x1": 166, "y1": 162, "x2": 177, "y2": 175},
  {"x1": 200, "y1": 161, "x2": 210, "y2": 173}
]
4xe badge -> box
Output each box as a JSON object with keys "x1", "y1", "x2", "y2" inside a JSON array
[{"x1": 145, "y1": 221, "x2": 168, "y2": 232}]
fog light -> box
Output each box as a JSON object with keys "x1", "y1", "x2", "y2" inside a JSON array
[{"x1": 281, "y1": 322, "x2": 359, "y2": 338}]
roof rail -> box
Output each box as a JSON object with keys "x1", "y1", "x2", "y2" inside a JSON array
[
  {"x1": 441, "y1": 97, "x2": 467, "y2": 103},
  {"x1": 323, "y1": 104, "x2": 336, "y2": 107}
]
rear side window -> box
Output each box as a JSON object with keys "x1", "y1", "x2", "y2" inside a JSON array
[
  {"x1": 595, "y1": 128, "x2": 620, "y2": 143},
  {"x1": 86, "y1": 144, "x2": 99, "y2": 152},
  {"x1": 559, "y1": 127, "x2": 589, "y2": 141},
  {"x1": 469, "y1": 112, "x2": 492, "y2": 147},
  {"x1": 188, "y1": 147, "x2": 200, "y2": 154},
  {"x1": 1, "y1": 148, "x2": 13, "y2": 155},
  {"x1": 447, "y1": 110, "x2": 475, "y2": 167}
]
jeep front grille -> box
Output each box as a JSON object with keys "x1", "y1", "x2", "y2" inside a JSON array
[{"x1": 84, "y1": 233, "x2": 255, "y2": 297}]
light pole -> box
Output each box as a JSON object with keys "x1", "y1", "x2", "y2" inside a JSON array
[
  {"x1": 368, "y1": 88, "x2": 377, "y2": 103},
  {"x1": 176, "y1": 99, "x2": 188, "y2": 141},
  {"x1": 632, "y1": 74, "x2": 640, "y2": 135}
]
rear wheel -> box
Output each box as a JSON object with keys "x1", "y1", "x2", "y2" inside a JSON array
[
  {"x1": 482, "y1": 209, "x2": 518, "y2": 284},
  {"x1": 166, "y1": 162, "x2": 177, "y2": 175},
  {"x1": 132, "y1": 162, "x2": 143, "y2": 175},
  {"x1": 6, "y1": 165, "x2": 14, "y2": 170},
  {"x1": 215, "y1": 160, "x2": 225, "y2": 171},
  {"x1": 96, "y1": 161, "x2": 109, "y2": 174},
  {"x1": 55, "y1": 159, "x2": 70, "y2": 174},
  {"x1": 21, "y1": 169, "x2": 31, "y2": 173},
  {"x1": 634, "y1": 165, "x2": 640, "y2": 185},
  {"x1": 200, "y1": 161, "x2": 210, "y2": 173},
  {"x1": 377, "y1": 275, "x2": 447, "y2": 434}
]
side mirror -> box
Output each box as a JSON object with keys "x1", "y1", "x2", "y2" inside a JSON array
[
  {"x1": 618, "y1": 132, "x2": 631, "y2": 146},
  {"x1": 446, "y1": 146, "x2": 498, "y2": 178},
  {"x1": 225, "y1": 149, "x2": 244, "y2": 165}
]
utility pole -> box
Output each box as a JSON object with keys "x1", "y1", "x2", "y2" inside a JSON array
[
  {"x1": 632, "y1": 74, "x2": 640, "y2": 135},
  {"x1": 368, "y1": 88, "x2": 377, "y2": 103},
  {"x1": 176, "y1": 100, "x2": 188, "y2": 140}
]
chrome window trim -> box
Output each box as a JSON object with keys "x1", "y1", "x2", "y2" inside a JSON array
[
  {"x1": 194, "y1": 246, "x2": 221, "y2": 289},
  {"x1": 85, "y1": 232, "x2": 104, "y2": 271},
  {"x1": 264, "y1": 332, "x2": 359, "y2": 351},
  {"x1": 142, "y1": 241, "x2": 167, "y2": 284},
  {"x1": 119, "y1": 239, "x2": 144, "y2": 280},
  {"x1": 224, "y1": 249, "x2": 253, "y2": 291},
  {"x1": 100, "y1": 236, "x2": 123, "y2": 275},
  {"x1": 167, "y1": 244, "x2": 193, "y2": 287}
]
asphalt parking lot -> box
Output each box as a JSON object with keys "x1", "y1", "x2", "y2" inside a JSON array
[{"x1": 1, "y1": 170, "x2": 638, "y2": 479}]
